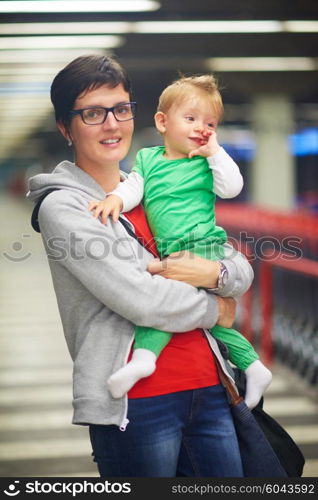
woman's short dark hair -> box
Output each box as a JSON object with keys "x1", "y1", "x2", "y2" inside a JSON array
[{"x1": 50, "y1": 54, "x2": 133, "y2": 128}]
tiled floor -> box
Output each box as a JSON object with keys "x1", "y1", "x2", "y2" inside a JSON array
[{"x1": 0, "y1": 193, "x2": 317, "y2": 477}]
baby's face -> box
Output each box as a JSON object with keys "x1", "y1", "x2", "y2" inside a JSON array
[{"x1": 161, "y1": 93, "x2": 219, "y2": 160}]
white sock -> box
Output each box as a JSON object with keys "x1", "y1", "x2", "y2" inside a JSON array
[
  {"x1": 244, "y1": 359, "x2": 272, "y2": 409},
  {"x1": 107, "y1": 348, "x2": 157, "y2": 399}
]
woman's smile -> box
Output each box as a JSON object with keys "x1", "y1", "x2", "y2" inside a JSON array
[{"x1": 100, "y1": 138, "x2": 121, "y2": 146}]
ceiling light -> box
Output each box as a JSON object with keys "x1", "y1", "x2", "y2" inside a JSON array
[
  {"x1": 0, "y1": 109, "x2": 50, "y2": 118},
  {"x1": 134, "y1": 20, "x2": 281, "y2": 33},
  {"x1": 0, "y1": 65, "x2": 66, "y2": 76},
  {"x1": 0, "y1": 95, "x2": 50, "y2": 107},
  {"x1": 0, "y1": 22, "x2": 132, "y2": 35},
  {"x1": 0, "y1": 1, "x2": 160, "y2": 13},
  {"x1": 0, "y1": 49, "x2": 105, "y2": 64},
  {"x1": 0, "y1": 35, "x2": 123, "y2": 50},
  {"x1": 206, "y1": 57, "x2": 317, "y2": 72},
  {"x1": 282, "y1": 21, "x2": 318, "y2": 32},
  {"x1": 0, "y1": 74, "x2": 55, "y2": 84},
  {"x1": 0, "y1": 82, "x2": 51, "y2": 96},
  {"x1": 2, "y1": 20, "x2": 318, "y2": 36}
]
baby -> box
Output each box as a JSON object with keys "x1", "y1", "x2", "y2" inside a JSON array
[{"x1": 89, "y1": 74, "x2": 272, "y2": 407}]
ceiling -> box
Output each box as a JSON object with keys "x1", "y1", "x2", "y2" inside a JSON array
[{"x1": 1, "y1": 0, "x2": 318, "y2": 166}]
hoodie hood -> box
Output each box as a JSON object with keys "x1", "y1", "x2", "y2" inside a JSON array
[{"x1": 26, "y1": 160, "x2": 106, "y2": 203}]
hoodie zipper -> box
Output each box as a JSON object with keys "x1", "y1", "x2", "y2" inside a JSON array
[
  {"x1": 119, "y1": 334, "x2": 135, "y2": 431},
  {"x1": 119, "y1": 403, "x2": 129, "y2": 431}
]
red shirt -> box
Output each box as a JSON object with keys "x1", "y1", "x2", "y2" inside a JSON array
[{"x1": 123, "y1": 205, "x2": 219, "y2": 398}]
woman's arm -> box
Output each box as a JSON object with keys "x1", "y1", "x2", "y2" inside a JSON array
[
  {"x1": 147, "y1": 251, "x2": 220, "y2": 288},
  {"x1": 147, "y1": 248, "x2": 254, "y2": 300}
]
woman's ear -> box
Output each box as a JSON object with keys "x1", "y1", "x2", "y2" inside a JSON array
[
  {"x1": 154, "y1": 111, "x2": 167, "y2": 134},
  {"x1": 57, "y1": 121, "x2": 73, "y2": 145}
]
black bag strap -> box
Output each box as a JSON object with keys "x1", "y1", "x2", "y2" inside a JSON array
[
  {"x1": 31, "y1": 188, "x2": 60, "y2": 233},
  {"x1": 118, "y1": 215, "x2": 150, "y2": 249}
]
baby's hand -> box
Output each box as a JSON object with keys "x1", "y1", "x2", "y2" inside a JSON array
[
  {"x1": 188, "y1": 130, "x2": 221, "y2": 159},
  {"x1": 88, "y1": 195, "x2": 123, "y2": 224}
]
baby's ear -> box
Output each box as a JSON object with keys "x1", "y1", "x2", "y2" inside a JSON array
[{"x1": 154, "y1": 112, "x2": 167, "y2": 134}]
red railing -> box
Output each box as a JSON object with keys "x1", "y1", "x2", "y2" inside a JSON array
[
  {"x1": 216, "y1": 203, "x2": 318, "y2": 256},
  {"x1": 259, "y1": 251, "x2": 318, "y2": 366},
  {"x1": 216, "y1": 203, "x2": 318, "y2": 366}
]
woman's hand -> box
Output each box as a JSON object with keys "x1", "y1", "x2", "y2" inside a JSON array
[
  {"x1": 147, "y1": 251, "x2": 221, "y2": 289},
  {"x1": 216, "y1": 297, "x2": 236, "y2": 328}
]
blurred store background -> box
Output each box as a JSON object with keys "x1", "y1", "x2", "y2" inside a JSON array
[{"x1": 0, "y1": 0, "x2": 317, "y2": 477}]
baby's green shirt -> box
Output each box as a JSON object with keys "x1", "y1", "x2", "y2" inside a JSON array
[{"x1": 133, "y1": 146, "x2": 227, "y2": 259}]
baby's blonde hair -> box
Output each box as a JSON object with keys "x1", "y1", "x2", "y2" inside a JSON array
[{"x1": 157, "y1": 74, "x2": 224, "y2": 120}]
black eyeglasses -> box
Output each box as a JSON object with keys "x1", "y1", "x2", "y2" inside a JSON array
[{"x1": 69, "y1": 102, "x2": 136, "y2": 125}]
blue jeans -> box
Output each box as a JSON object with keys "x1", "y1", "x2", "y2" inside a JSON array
[{"x1": 89, "y1": 384, "x2": 243, "y2": 477}]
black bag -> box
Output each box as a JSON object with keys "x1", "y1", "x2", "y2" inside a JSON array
[
  {"x1": 234, "y1": 368, "x2": 305, "y2": 477},
  {"x1": 215, "y1": 357, "x2": 305, "y2": 477}
]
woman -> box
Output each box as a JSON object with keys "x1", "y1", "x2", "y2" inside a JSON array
[{"x1": 27, "y1": 55, "x2": 252, "y2": 477}]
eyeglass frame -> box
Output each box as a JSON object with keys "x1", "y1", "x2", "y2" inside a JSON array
[{"x1": 69, "y1": 102, "x2": 137, "y2": 124}]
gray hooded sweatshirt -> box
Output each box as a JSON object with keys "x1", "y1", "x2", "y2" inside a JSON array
[{"x1": 27, "y1": 160, "x2": 240, "y2": 429}]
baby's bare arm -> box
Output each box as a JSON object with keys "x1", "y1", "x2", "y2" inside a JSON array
[{"x1": 88, "y1": 195, "x2": 123, "y2": 224}]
